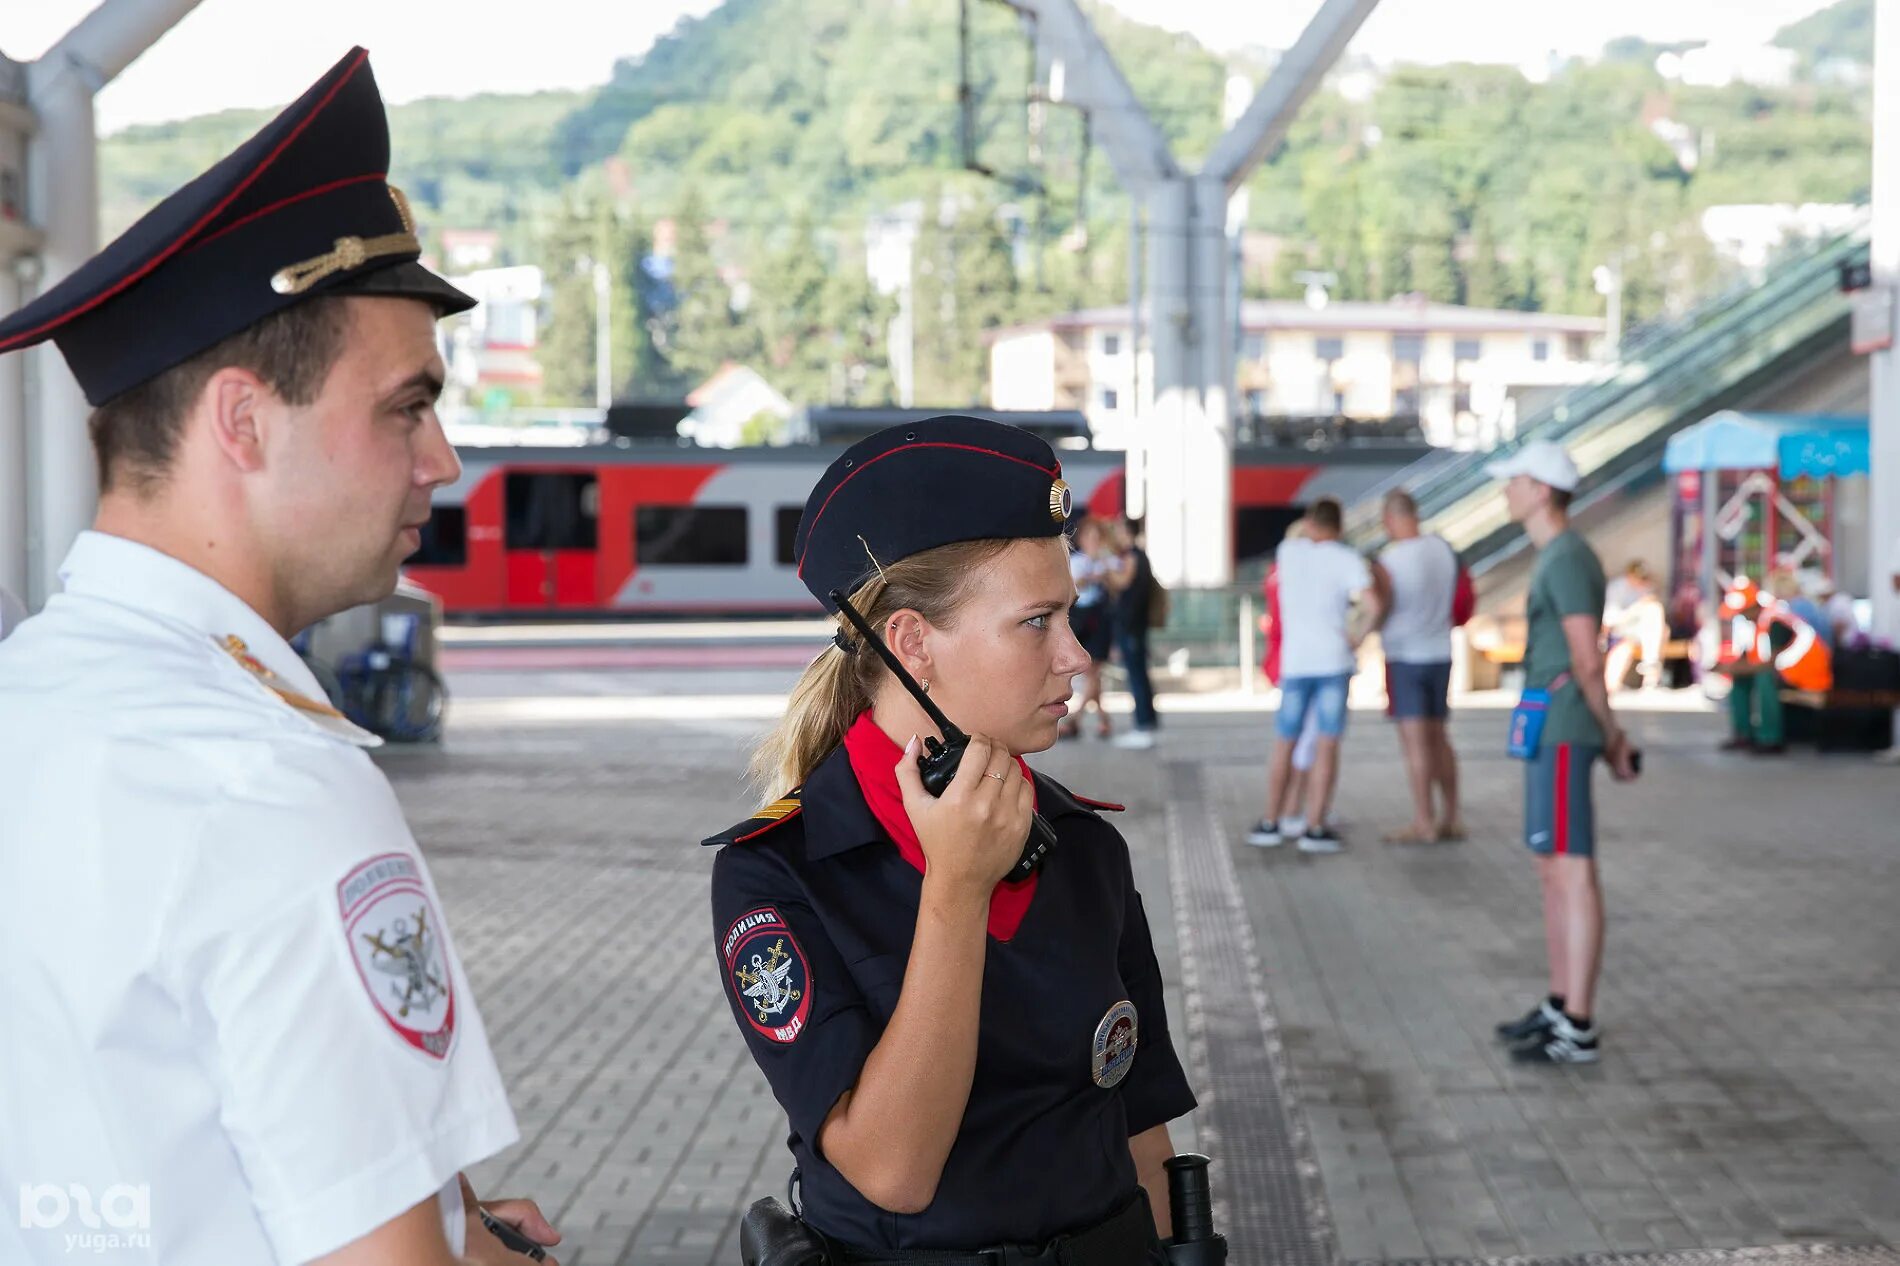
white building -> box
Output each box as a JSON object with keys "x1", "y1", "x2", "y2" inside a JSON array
[
  {"x1": 990, "y1": 298, "x2": 1606, "y2": 451},
  {"x1": 444, "y1": 264, "x2": 543, "y2": 405},
  {"x1": 678, "y1": 364, "x2": 795, "y2": 448},
  {"x1": 1656, "y1": 43, "x2": 1798, "y2": 90}
]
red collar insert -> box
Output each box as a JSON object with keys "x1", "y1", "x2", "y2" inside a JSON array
[{"x1": 841, "y1": 711, "x2": 1040, "y2": 941}]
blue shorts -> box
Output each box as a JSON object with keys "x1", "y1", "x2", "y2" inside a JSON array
[
  {"x1": 1276, "y1": 674, "x2": 1350, "y2": 741},
  {"x1": 1524, "y1": 742, "x2": 1599, "y2": 858},
  {"x1": 1387, "y1": 660, "x2": 1452, "y2": 720}
]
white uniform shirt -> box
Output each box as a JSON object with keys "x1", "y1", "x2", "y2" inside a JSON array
[
  {"x1": 0, "y1": 532, "x2": 518, "y2": 1265},
  {"x1": 1376, "y1": 535, "x2": 1457, "y2": 665},
  {"x1": 1274, "y1": 536, "x2": 1372, "y2": 679}
]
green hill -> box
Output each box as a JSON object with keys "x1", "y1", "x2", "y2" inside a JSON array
[
  {"x1": 95, "y1": 0, "x2": 1874, "y2": 407},
  {"x1": 1775, "y1": 0, "x2": 1873, "y2": 65}
]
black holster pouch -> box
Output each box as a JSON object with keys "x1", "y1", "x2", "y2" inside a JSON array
[{"x1": 740, "y1": 1196, "x2": 832, "y2": 1266}]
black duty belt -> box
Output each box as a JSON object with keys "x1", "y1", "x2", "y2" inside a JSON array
[{"x1": 832, "y1": 1191, "x2": 1162, "y2": 1266}]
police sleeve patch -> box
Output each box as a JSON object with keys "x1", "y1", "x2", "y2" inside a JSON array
[
  {"x1": 722, "y1": 907, "x2": 813, "y2": 1044},
  {"x1": 338, "y1": 853, "x2": 457, "y2": 1060}
]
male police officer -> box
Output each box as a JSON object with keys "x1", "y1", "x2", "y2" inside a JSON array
[{"x1": 0, "y1": 50, "x2": 559, "y2": 1265}]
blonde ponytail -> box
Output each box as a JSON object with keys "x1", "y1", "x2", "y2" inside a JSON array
[{"x1": 748, "y1": 537, "x2": 1015, "y2": 797}]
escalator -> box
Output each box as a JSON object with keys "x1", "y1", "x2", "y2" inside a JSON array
[{"x1": 1346, "y1": 218, "x2": 1870, "y2": 572}]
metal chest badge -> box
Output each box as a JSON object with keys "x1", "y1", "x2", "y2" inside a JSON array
[
  {"x1": 338, "y1": 853, "x2": 457, "y2": 1060},
  {"x1": 1092, "y1": 999, "x2": 1139, "y2": 1089}
]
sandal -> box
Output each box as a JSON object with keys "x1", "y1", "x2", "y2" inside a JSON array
[
  {"x1": 1382, "y1": 827, "x2": 1437, "y2": 845},
  {"x1": 1435, "y1": 823, "x2": 1468, "y2": 843}
]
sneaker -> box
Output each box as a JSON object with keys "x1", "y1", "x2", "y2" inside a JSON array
[
  {"x1": 1245, "y1": 819, "x2": 1285, "y2": 847},
  {"x1": 1112, "y1": 729, "x2": 1157, "y2": 750},
  {"x1": 1512, "y1": 1015, "x2": 1600, "y2": 1064},
  {"x1": 1298, "y1": 827, "x2": 1344, "y2": 855},
  {"x1": 1495, "y1": 1000, "x2": 1562, "y2": 1044}
]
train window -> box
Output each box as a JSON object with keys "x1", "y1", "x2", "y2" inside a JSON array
[
  {"x1": 775, "y1": 506, "x2": 803, "y2": 566},
  {"x1": 410, "y1": 506, "x2": 467, "y2": 567},
  {"x1": 636, "y1": 505, "x2": 749, "y2": 566},
  {"x1": 1235, "y1": 506, "x2": 1305, "y2": 564},
  {"x1": 505, "y1": 472, "x2": 598, "y2": 551}
]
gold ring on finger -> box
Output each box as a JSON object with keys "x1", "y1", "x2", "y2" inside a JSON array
[{"x1": 984, "y1": 771, "x2": 1009, "y2": 782}]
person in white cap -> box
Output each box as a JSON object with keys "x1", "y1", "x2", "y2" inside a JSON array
[{"x1": 1484, "y1": 441, "x2": 1638, "y2": 1066}]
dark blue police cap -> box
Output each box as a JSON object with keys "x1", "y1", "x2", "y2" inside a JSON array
[
  {"x1": 0, "y1": 47, "x2": 472, "y2": 406},
  {"x1": 794, "y1": 415, "x2": 1074, "y2": 611}
]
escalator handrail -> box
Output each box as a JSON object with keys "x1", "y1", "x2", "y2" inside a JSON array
[{"x1": 1350, "y1": 219, "x2": 1871, "y2": 537}]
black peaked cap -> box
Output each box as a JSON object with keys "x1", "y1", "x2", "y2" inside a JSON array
[
  {"x1": 794, "y1": 415, "x2": 1075, "y2": 611},
  {"x1": 0, "y1": 47, "x2": 472, "y2": 406}
]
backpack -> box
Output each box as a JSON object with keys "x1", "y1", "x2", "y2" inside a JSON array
[{"x1": 1444, "y1": 537, "x2": 1476, "y2": 627}]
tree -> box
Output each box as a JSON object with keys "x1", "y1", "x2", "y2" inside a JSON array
[
  {"x1": 1462, "y1": 215, "x2": 1505, "y2": 310},
  {"x1": 912, "y1": 194, "x2": 1022, "y2": 406},
  {"x1": 537, "y1": 201, "x2": 601, "y2": 405},
  {"x1": 666, "y1": 186, "x2": 760, "y2": 390},
  {"x1": 751, "y1": 214, "x2": 835, "y2": 405},
  {"x1": 821, "y1": 254, "x2": 897, "y2": 405}
]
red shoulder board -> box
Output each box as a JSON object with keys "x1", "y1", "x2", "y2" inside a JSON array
[
  {"x1": 1073, "y1": 793, "x2": 1126, "y2": 812},
  {"x1": 700, "y1": 789, "x2": 804, "y2": 847}
]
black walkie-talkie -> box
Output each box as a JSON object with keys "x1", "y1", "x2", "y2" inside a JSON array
[{"x1": 831, "y1": 589, "x2": 1058, "y2": 882}]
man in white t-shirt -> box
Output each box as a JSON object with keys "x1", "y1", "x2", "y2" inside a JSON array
[
  {"x1": 1248, "y1": 496, "x2": 1380, "y2": 853},
  {"x1": 1369, "y1": 490, "x2": 1464, "y2": 844}
]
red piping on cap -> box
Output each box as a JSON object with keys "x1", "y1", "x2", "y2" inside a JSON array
[
  {"x1": 188, "y1": 170, "x2": 390, "y2": 253},
  {"x1": 795, "y1": 441, "x2": 1062, "y2": 577},
  {"x1": 0, "y1": 48, "x2": 371, "y2": 351}
]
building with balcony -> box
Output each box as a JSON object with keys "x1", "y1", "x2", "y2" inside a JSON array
[
  {"x1": 443, "y1": 265, "x2": 543, "y2": 407},
  {"x1": 989, "y1": 298, "x2": 1607, "y2": 450}
]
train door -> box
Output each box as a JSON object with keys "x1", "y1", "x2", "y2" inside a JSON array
[{"x1": 503, "y1": 471, "x2": 600, "y2": 610}]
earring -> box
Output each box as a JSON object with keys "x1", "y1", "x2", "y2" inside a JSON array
[{"x1": 920, "y1": 678, "x2": 931, "y2": 694}]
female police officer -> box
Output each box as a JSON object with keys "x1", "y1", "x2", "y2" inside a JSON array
[{"x1": 703, "y1": 415, "x2": 1196, "y2": 1264}]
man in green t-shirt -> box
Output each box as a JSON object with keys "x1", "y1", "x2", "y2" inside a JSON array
[{"x1": 1484, "y1": 442, "x2": 1639, "y2": 1065}]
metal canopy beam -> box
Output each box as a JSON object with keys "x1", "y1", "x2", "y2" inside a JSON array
[
  {"x1": 1203, "y1": 0, "x2": 1383, "y2": 193},
  {"x1": 1870, "y1": 0, "x2": 1900, "y2": 736},
  {"x1": 1007, "y1": 0, "x2": 1380, "y2": 586},
  {"x1": 15, "y1": 0, "x2": 203, "y2": 608},
  {"x1": 1006, "y1": 0, "x2": 1180, "y2": 189}
]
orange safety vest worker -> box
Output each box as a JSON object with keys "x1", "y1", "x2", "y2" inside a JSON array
[
  {"x1": 1718, "y1": 578, "x2": 1762, "y2": 666},
  {"x1": 1753, "y1": 600, "x2": 1832, "y2": 692}
]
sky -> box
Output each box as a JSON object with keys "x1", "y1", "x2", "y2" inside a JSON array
[{"x1": 1, "y1": 0, "x2": 1841, "y2": 135}]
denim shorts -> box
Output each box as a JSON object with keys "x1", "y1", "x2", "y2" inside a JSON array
[
  {"x1": 1387, "y1": 659, "x2": 1452, "y2": 720},
  {"x1": 1275, "y1": 673, "x2": 1351, "y2": 741}
]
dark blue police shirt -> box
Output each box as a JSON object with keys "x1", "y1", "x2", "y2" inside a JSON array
[{"x1": 707, "y1": 741, "x2": 1197, "y2": 1251}]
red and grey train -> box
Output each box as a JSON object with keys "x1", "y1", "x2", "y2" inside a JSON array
[{"x1": 403, "y1": 444, "x2": 1418, "y2": 615}]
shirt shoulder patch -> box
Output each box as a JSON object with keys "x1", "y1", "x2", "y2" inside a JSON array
[
  {"x1": 701, "y1": 788, "x2": 804, "y2": 848},
  {"x1": 337, "y1": 852, "x2": 457, "y2": 1060},
  {"x1": 721, "y1": 906, "x2": 813, "y2": 1044}
]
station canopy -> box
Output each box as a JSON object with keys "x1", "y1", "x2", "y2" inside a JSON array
[{"x1": 1663, "y1": 410, "x2": 1869, "y2": 480}]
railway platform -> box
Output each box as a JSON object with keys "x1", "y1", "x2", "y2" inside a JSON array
[{"x1": 390, "y1": 657, "x2": 1900, "y2": 1266}]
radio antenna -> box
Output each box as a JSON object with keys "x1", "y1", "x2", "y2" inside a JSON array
[{"x1": 831, "y1": 589, "x2": 965, "y2": 741}]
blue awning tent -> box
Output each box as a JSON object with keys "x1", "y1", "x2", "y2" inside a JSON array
[{"x1": 1662, "y1": 411, "x2": 1870, "y2": 480}]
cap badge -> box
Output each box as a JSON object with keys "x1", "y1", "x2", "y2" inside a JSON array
[
  {"x1": 1091, "y1": 999, "x2": 1139, "y2": 1088},
  {"x1": 270, "y1": 185, "x2": 420, "y2": 296},
  {"x1": 1049, "y1": 478, "x2": 1073, "y2": 524}
]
